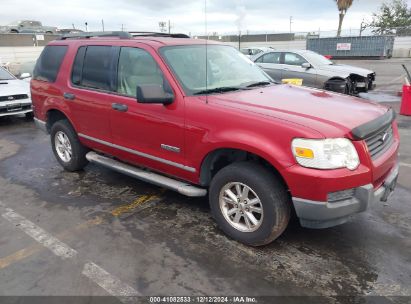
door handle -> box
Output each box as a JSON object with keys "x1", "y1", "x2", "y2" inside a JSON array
[
  {"x1": 63, "y1": 92, "x2": 76, "y2": 100},
  {"x1": 112, "y1": 103, "x2": 128, "y2": 112}
]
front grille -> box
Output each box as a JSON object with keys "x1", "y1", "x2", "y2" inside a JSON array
[
  {"x1": 365, "y1": 125, "x2": 394, "y2": 160},
  {"x1": 328, "y1": 189, "x2": 355, "y2": 203},
  {"x1": 0, "y1": 104, "x2": 31, "y2": 114},
  {"x1": 0, "y1": 94, "x2": 29, "y2": 102}
]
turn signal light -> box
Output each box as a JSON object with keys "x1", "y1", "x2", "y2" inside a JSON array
[{"x1": 294, "y1": 147, "x2": 314, "y2": 159}]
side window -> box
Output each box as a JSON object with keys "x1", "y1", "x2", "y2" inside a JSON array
[
  {"x1": 33, "y1": 45, "x2": 68, "y2": 82},
  {"x1": 255, "y1": 55, "x2": 264, "y2": 63},
  {"x1": 117, "y1": 47, "x2": 165, "y2": 97},
  {"x1": 71, "y1": 46, "x2": 86, "y2": 85},
  {"x1": 284, "y1": 53, "x2": 307, "y2": 66},
  {"x1": 261, "y1": 52, "x2": 281, "y2": 64},
  {"x1": 80, "y1": 46, "x2": 112, "y2": 91}
]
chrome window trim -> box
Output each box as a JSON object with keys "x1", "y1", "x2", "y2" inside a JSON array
[{"x1": 78, "y1": 133, "x2": 196, "y2": 173}]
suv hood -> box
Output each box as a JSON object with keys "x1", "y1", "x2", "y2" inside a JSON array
[
  {"x1": 318, "y1": 63, "x2": 374, "y2": 77},
  {"x1": 0, "y1": 79, "x2": 30, "y2": 96},
  {"x1": 210, "y1": 84, "x2": 388, "y2": 138}
]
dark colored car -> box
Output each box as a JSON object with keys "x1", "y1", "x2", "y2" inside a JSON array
[{"x1": 0, "y1": 20, "x2": 57, "y2": 34}]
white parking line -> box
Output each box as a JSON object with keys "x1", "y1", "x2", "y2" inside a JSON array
[
  {"x1": 400, "y1": 162, "x2": 411, "y2": 168},
  {"x1": 82, "y1": 262, "x2": 140, "y2": 299},
  {"x1": 0, "y1": 203, "x2": 140, "y2": 302},
  {"x1": 2, "y1": 208, "x2": 77, "y2": 259}
]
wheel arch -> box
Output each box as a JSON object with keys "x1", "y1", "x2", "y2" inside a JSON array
[
  {"x1": 199, "y1": 147, "x2": 290, "y2": 191},
  {"x1": 45, "y1": 108, "x2": 76, "y2": 133}
]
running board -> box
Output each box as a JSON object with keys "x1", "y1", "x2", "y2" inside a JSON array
[{"x1": 86, "y1": 152, "x2": 207, "y2": 197}]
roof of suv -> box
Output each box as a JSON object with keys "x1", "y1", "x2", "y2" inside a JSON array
[{"x1": 50, "y1": 31, "x2": 221, "y2": 48}]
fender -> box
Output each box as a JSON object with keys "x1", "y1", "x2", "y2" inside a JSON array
[{"x1": 42, "y1": 100, "x2": 77, "y2": 133}]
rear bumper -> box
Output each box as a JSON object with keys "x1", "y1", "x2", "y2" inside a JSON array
[{"x1": 293, "y1": 163, "x2": 399, "y2": 229}]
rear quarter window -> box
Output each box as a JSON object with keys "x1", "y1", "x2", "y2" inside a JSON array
[{"x1": 33, "y1": 45, "x2": 68, "y2": 82}]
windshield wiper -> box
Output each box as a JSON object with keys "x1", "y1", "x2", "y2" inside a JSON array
[
  {"x1": 244, "y1": 81, "x2": 274, "y2": 88},
  {"x1": 193, "y1": 87, "x2": 244, "y2": 95}
]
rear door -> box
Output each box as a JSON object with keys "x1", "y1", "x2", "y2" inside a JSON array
[
  {"x1": 254, "y1": 52, "x2": 283, "y2": 82},
  {"x1": 282, "y1": 52, "x2": 317, "y2": 87},
  {"x1": 66, "y1": 45, "x2": 116, "y2": 151}
]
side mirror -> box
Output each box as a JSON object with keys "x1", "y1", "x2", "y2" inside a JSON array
[
  {"x1": 136, "y1": 84, "x2": 174, "y2": 105},
  {"x1": 302, "y1": 62, "x2": 312, "y2": 69},
  {"x1": 20, "y1": 73, "x2": 31, "y2": 79}
]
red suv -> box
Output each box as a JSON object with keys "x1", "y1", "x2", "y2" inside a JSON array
[{"x1": 31, "y1": 32, "x2": 399, "y2": 246}]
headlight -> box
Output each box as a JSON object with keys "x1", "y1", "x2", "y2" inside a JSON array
[{"x1": 292, "y1": 138, "x2": 360, "y2": 170}]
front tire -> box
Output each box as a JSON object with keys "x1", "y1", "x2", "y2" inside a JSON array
[
  {"x1": 209, "y1": 162, "x2": 290, "y2": 246},
  {"x1": 50, "y1": 119, "x2": 88, "y2": 172},
  {"x1": 25, "y1": 112, "x2": 34, "y2": 119}
]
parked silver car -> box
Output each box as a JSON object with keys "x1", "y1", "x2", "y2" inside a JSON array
[
  {"x1": 252, "y1": 49, "x2": 376, "y2": 95},
  {"x1": 0, "y1": 20, "x2": 57, "y2": 34}
]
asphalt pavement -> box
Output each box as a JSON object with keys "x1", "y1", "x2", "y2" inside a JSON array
[{"x1": 0, "y1": 97, "x2": 410, "y2": 303}]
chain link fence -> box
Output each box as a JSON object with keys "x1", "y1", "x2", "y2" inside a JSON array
[{"x1": 197, "y1": 26, "x2": 411, "y2": 42}]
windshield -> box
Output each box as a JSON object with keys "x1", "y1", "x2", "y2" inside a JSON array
[
  {"x1": 160, "y1": 45, "x2": 272, "y2": 95},
  {"x1": 0, "y1": 68, "x2": 15, "y2": 81},
  {"x1": 303, "y1": 50, "x2": 334, "y2": 66}
]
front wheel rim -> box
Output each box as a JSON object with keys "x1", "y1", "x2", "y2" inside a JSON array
[
  {"x1": 219, "y1": 182, "x2": 264, "y2": 233},
  {"x1": 54, "y1": 131, "x2": 72, "y2": 163}
]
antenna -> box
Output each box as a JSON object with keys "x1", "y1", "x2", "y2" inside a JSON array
[{"x1": 205, "y1": 0, "x2": 208, "y2": 104}]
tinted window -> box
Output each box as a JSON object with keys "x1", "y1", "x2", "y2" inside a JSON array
[
  {"x1": 284, "y1": 53, "x2": 307, "y2": 66},
  {"x1": 262, "y1": 52, "x2": 281, "y2": 64},
  {"x1": 33, "y1": 45, "x2": 68, "y2": 82},
  {"x1": 71, "y1": 46, "x2": 86, "y2": 85},
  {"x1": 81, "y1": 46, "x2": 112, "y2": 91},
  {"x1": 117, "y1": 47, "x2": 164, "y2": 97}
]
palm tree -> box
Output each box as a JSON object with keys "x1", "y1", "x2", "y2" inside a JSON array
[{"x1": 335, "y1": 0, "x2": 354, "y2": 37}]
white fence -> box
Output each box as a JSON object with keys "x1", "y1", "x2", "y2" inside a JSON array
[
  {"x1": 393, "y1": 36, "x2": 411, "y2": 58},
  {"x1": 0, "y1": 47, "x2": 42, "y2": 75}
]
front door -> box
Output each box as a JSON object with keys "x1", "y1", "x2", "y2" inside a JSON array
[
  {"x1": 282, "y1": 52, "x2": 317, "y2": 88},
  {"x1": 255, "y1": 52, "x2": 283, "y2": 82},
  {"x1": 109, "y1": 46, "x2": 187, "y2": 177}
]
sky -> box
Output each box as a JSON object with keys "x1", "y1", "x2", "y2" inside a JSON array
[{"x1": 0, "y1": 0, "x2": 411, "y2": 35}]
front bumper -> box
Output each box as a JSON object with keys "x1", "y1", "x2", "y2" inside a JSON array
[
  {"x1": 0, "y1": 101, "x2": 32, "y2": 117},
  {"x1": 292, "y1": 163, "x2": 399, "y2": 229}
]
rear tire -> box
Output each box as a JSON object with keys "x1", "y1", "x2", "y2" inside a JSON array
[
  {"x1": 209, "y1": 162, "x2": 290, "y2": 246},
  {"x1": 50, "y1": 119, "x2": 88, "y2": 172}
]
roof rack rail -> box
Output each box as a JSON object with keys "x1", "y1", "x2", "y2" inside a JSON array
[
  {"x1": 59, "y1": 31, "x2": 132, "y2": 40},
  {"x1": 129, "y1": 32, "x2": 190, "y2": 38}
]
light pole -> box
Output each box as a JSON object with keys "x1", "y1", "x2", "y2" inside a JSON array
[
  {"x1": 289, "y1": 16, "x2": 293, "y2": 33},
  {"x1": 159, "y1": 21, "x2": 167, "y2": 33}
]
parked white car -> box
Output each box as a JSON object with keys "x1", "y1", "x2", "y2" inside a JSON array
[
  {"x1": 240, "y1": 47, "x2": 273, "y2": 58},
  {"x1": 0, "y1": 67, "x2": 32, "y2": 118}
]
